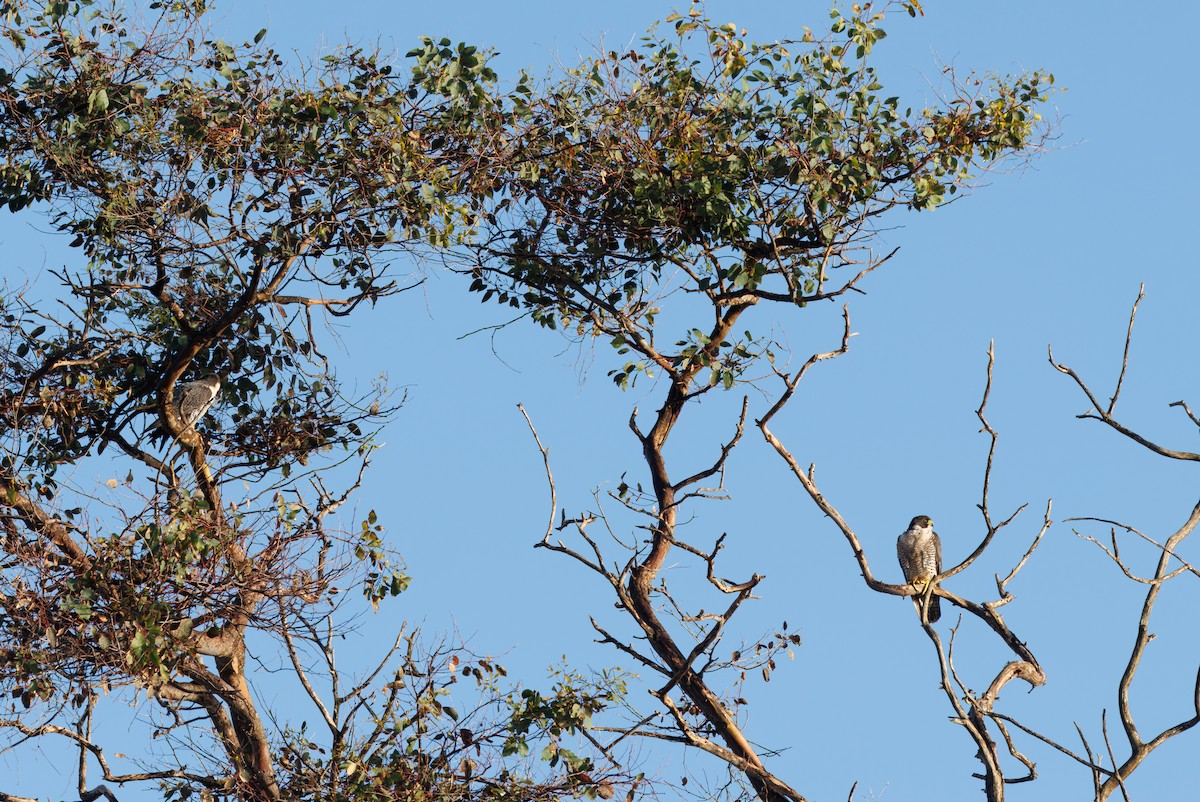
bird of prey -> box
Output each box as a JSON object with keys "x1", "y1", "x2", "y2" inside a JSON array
[
  {"x1": 174, "y1": 374, "x2": 222, "y2": 429},
  {"x1": 897, "y1": 515, "x2": 942, "y2": 623}
]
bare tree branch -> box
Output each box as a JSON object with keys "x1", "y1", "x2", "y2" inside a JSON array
[
  {"x1": 1049, "y1": 288, "x2": 1200, "y2": 462},
  {"x1": 1107, "y1": 284, "x2": 1144, "y2": 415}
]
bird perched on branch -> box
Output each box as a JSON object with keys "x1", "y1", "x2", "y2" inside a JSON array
[
  {"x1": 897, "y1": 515, "x2": 942, "y2": 623},
  {"x1": 174, "y1": 374, "x2": 222, "y2": 429}
]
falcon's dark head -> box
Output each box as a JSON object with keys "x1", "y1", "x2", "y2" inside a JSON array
[{"x1": 909, "y1": 515, "x2": 934, "y2": 530}]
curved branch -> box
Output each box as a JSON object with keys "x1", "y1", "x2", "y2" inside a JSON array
[
  {"x1": 518, "y1": 403, "x2": 558, "y2": 546},
  {"x1": 1048, "y1": 287, "x2": 1199, "y2": 462},
  {"x1": 1094, "y1": 498, "x2": 1200, "y2": 799},
  {"x1": 671, "y1": 397, "x2": 749, "y2": 493}
]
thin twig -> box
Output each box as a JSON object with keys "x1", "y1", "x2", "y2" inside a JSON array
[
  {"x1": 1101, "y1": 710, "x2": 1132, "y2": 802},
  {"x1": 518, "y1": 403, "x2": 557, "y2": 545},
  {"x1": 1107, "y1": 284, "x2": 1144, "y2": 416},
  {"x1": 1168, "y1": 399, "x2": 1200, "y2": 428}
]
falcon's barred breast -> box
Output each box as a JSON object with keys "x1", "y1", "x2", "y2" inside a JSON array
[{"x1": 897, "y1": 514, "x2": 942, "y2": 623}]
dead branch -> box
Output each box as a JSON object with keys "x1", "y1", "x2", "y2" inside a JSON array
[
  {"x1": 985, "y1": 712, "x2": 1109, "y2": 778},
  {"x1": 1168, "y1": 399, "x2": 1200, "y2": 428},
  {"x1": 1092, "y1": 499, "x2": 1200, "y2": 800},
  {"x1": 993, "y1": 503, "x2": 1053, "y2": 604},
  {"x1": 1107, "y1": 284, "x2": 1144, "y2": 415},
  {"x1": 1049, "y1": 287, "x2": 1199, "y2": 462},
  {"x1": 761, "y1": 336, "x2": 1050, "y2": 801},
  {"x1": 1101, "y1": 711, "x2": 1133, "y2": 802},
  {"x1": 671, "y1": 397, "x2": 749, "y2": 493},
  {"x1": 926, "y1": 624, "x2": 1005, "y2": 798},
  {"x1": 941, "y1": 343, "x2": 1032, "y2": 584},
  {"x1": 1066, "y1": 517, "x2": 1200, "y2": 585},
  {"x1": 993, "y1": 717, "x2": 1036, "y2": 783},
  {"x1": 519, "y1": 403, "x2": 558, "y2": 545}
]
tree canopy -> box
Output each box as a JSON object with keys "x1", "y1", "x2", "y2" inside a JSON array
[
  {"x1": 0, "y1": 1, "x2": 616, "y2": 799},
  {"x1": 456, "y1": 6, "x2": 1051, "y2": 800},
  {"x1": 5, "y1": 2, "x2": 1192, "y2": 802}
]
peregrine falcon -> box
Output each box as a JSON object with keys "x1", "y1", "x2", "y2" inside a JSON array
[
  {"x1": 174, "y1": 375, "x2": 222, "y2": 429},
  {"x1": 897, "y1": 515, "x2": 942, "y2": 623}
]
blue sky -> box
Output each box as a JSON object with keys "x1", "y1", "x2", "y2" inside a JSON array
[{"x1": 4, "y1": 1, "x2": 1200, "y2": 800}]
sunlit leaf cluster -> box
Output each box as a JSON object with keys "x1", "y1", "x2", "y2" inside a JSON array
[{"x1": 466, "y1": 3, "x2": 1051, "y2": 392}]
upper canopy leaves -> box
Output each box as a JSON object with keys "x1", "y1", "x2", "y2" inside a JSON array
[
  {"x1": 0, "y1": 0, "x2": 496, "y2": 487},
  {"x1": 465, "y1": 4, "x2": 1052, "y2": 390}
]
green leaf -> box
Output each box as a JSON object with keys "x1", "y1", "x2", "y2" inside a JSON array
[{"x1": 89, "y1": 88, "x2": 108, "y2": 113}]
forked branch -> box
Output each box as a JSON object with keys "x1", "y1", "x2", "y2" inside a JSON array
[
  {"x1": 1050, "y1": 288, "x2": 1200, "y2": 798},
  {"x1": 1049, "y1": 287, "x2": 1199, "y2": 462},
  {"x1": 761, "y1": 336, "x2": 1049, "y2": 801}
]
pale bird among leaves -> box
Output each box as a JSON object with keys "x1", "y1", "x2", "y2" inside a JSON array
[{"x1": 174, "y1": 375, "x2": 222, "y2": 429}]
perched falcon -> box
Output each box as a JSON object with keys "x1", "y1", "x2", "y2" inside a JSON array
[
  {"x1": 897, "y1": 515, "x2": 942, "y2": 623},
  {"x1": 174, "y1": 375, "x2": 222, "y2": 429}
]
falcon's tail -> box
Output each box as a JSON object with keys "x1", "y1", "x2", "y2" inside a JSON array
[{"x1": 913, "y1": 594, "x2": 941, "y2": 624}]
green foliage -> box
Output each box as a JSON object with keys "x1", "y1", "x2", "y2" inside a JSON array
[
  {"x1": 504, "y1": 668, "x2": 616, "y2": 753},
  {"x1": 407, "y1": 36, "x2": 498, "y2": 112},
  {"x1": 465, "y1": 4, "x2": 1052, "y2": 393},
  {"x1": 0, "y1": 4, "x2": 643, "y2": 798},
  {"x1": 0, "y1": 492, "x2": 250, "y2": 696},
  {"x1": 0, "y1": 2, "x2": 1053, "y2": 800},
  {"x1": 0, "y1": 0, "x2": 497, "y2": 484},
  {"x1": 274, "y1": 655, "x2": 631, "y2": 802},
  {"x1": 356, "y1": 508, "x2": 412, "y2": 609}
]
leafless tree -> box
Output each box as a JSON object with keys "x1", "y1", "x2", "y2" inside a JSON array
[
  {"x1": 1046, "y1": 286, "x2": 1200, "y2": 800},
  {"x1": 758, "y1": 327, "x2": 1051, "y2": 801}
]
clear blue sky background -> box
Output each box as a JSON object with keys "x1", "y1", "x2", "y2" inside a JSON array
[{"x1": 4, "y1": 1, "x2": 1200, "y2": 800}]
